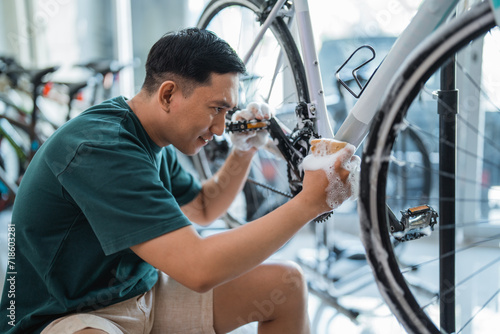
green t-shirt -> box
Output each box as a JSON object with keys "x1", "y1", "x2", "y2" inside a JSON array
[{"x1": 0, "y1": 96, "x2": 202, "y2": 333}]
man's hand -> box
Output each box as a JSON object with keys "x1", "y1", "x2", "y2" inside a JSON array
[
  {"x1": 230, "y1": 102, "x2": 274, "y2": 152},
  {"x1": 300, "y1": 141, "x2": 360, "y2": 215},
  {"x1": 325, "y1": 145, "x2": 360, "y2": 209}
]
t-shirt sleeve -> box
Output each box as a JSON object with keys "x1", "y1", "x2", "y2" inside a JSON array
[
  {"x1": 159, "y1": 147, "x2": 202, "y2": 206},
  {"x1": 53, "y1": 141, "x2": 196, "y2": 256}
]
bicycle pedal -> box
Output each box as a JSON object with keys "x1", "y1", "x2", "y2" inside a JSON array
[
  {"x1": 389, "y1": 205, "x2": 438, "y2": 242},
  {"x1": 225, "y1": 119, "x2": 270, "y2": 133}
]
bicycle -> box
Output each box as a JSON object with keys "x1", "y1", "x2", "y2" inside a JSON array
[
  {"x1": 0, "y1": 57, "x2": 136, "y2": 209},
  {"x1": 0, "y1": 57, "x2": 60, "y2": 207},
  {"x1": 40, "y1": 58, "x2": 139, "y2": 125},
  {"x1": 191, "y1": 0, "x2": 500, "y2": 333}
]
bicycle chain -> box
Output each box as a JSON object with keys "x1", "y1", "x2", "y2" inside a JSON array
[
  {"x1": 247, "y1": 176, "x2": 333, "y2": 223},
  {"x1": 247, "y1": 176, "x2": 293, "y2": 199}
]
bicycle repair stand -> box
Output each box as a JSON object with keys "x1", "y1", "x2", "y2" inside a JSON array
[{"x1": 437, "y1": 55, "x2": 458, "y2": 334}]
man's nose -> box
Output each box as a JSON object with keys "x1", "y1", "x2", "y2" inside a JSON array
[{"x1": 210, "y1": 113, "x2": 226, "y2": 136}]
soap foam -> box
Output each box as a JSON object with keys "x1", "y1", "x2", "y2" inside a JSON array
[
  {"x1": 301, "y1": 142, "x2": 360, "y2": 210},
  {"x1": 230, "y1": 102, "x2": 271, "y2": 151}
]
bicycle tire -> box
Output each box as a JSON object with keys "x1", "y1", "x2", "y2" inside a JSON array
[
  {"x1": 194, "y1": 0, "x2": 310, "y2": 225},
  {"x1": 359, "y1": 2, "x2": 497, "y2": 333}
]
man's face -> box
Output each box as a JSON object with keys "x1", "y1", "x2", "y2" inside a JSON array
[{"x1": 166, "y1": 72, "x2": 239, "y2": 155}]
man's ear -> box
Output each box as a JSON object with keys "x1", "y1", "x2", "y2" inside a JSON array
[{"x1": 157, "y1": 81, "x2": 176, "y2": 112}]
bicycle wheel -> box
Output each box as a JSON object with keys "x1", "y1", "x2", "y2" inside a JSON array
[
  {"x1": 360, "y1": 2, "x2": 500, "y2": 333},
  {"x1": 195, "y1": 0, "x2": 310, "y2": 225}
]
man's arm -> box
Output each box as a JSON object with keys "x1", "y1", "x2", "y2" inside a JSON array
[
  {"x1": 180, "y1": 148, "x2": 255, "y2": 225},
  {"x1": 130, "y1": 168, "x2": 330, "y2": 293},
  {"x1": 181, "y1": 101, "x2": 274, "y2": 225}
]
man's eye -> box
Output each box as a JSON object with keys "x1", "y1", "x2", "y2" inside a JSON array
[{"x1": 214, "y1": 107, "x2": 223, "y2": 114}]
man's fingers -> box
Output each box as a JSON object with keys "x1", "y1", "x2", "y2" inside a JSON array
[
  {"x1": 246, "y1": 102, "x2": 264, "y2": 120},
  {"x1": 233, "y1": 102, "x2": 274, "y2": 122},
  {"x1": 258, "y1": 103, "x2": 272, "y2": 119},
  {"x1": 231, "y1": 108, "x2": 254, "y2": 121},
  {"x1": 350, "y1": 154, "x2": 361, "y2": 163},
  {"x1": 334, "y1": 160, "x2": 351, "y2": 183},
  {"x1": 332, "y1": 144, "x2": 354, "y2": 182},
  {"x1": 230, "y1": 102, "x2": 274, "y2": 151},
  {"x1": 337, "y1": 144, "x2": 355, "y2": 162}
]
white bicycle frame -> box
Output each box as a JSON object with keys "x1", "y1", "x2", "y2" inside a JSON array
[
  {"x1": 334, "y1": 0, "x2": 461, "y2": 147},
  {"x1": 249, "y1": 0, "x2": 479, "y2": 147}
]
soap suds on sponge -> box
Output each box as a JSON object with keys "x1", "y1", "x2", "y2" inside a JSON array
[{"x1": 301, "y1": 138, "x2": 360, "y2": 210}]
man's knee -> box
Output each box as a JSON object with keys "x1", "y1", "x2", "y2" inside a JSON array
[
  {"x1": 213, "y1": 260, "x2": 309, "y2": 332},
  {"x1": 262, "y1": 261, "x2": 308, "y2": 305},
  {"x1": 74, "y1": 329, "x2": 109, "y2": 334},
  {"x1": 281, "y1": 261, "x2": 307, "y2": 291}
]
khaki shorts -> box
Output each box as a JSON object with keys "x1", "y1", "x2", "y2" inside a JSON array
[{"x1": 41, "y1": 271, "x2": 215, "y2": 334}]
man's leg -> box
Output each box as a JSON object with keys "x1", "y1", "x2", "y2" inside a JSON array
[{"x1": 213, "y1": 260, "x2": 310, "y2": 334}]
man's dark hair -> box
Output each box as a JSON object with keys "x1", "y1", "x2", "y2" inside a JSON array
[{"x1": 142, "y1": 28, "x2": 246, "y2": 95}]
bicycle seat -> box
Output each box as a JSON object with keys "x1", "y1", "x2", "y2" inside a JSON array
[
  {"x1": 0, "y1": 58, "x2": 27, "y2": 86},
  {"x1": 50, "y1": 80, "x2": 88, "y2": 98},
  {"x1": 0, "y1": 56, "x2": 18, "y2": 71},
  {"x1": 66, "y1": 81, "x2": 88, "y2": 99},
  {"x1": 26, "y1": 66, "x2": 59, "y2": 88},
  {"x1": 77, "y1": 60, "x2": 121, "y2": 75}
]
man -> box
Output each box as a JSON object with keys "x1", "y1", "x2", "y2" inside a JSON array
[{"x1": 0, "y1": 28, "x2": 355, "y2": 333}]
